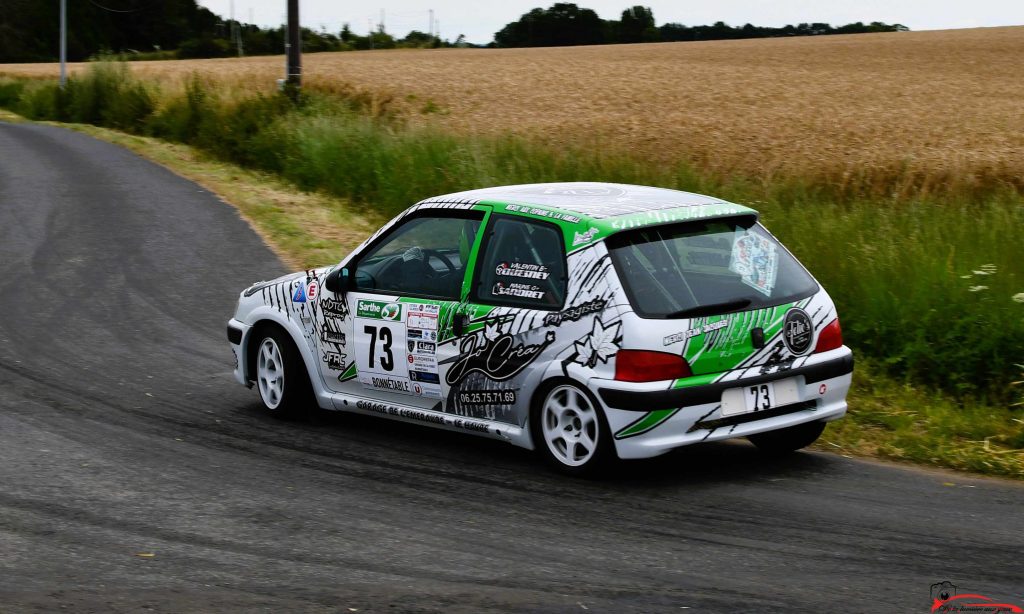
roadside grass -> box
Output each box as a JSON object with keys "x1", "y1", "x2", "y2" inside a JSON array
[
  {"x1": 822, "y1": 361, "x2": 1024, "y2": 479},
  {"x1": 2, "y1": 107, "x2": 1020, "y2": 479}
]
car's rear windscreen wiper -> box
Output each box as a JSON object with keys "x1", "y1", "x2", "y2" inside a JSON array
[{"x1": 666, "y1": 298, "x2": 752, "y2": 319}]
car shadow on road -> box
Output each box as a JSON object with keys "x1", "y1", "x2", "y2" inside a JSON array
[{"x1": 235, "y1": 400, "x2": 841, "y2": 489}]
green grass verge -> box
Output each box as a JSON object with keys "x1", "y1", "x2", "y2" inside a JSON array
[
  {"x1": 822, "y1": 361, "x2": 1023, "y2": 479},
  {"x1": 3, "y1": 108, "x2": 1020, "y2": 479}
]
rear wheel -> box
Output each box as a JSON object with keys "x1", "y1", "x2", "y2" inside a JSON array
[
  {"x1": 253, "y1": 327, "x2": 312, "y2": 419},
  {"x1": 748, "y1": 420, "x2": 826, "y2": 455},
  {"x1": 532, "y1": 382, "x2": 614, "y2": 476}
]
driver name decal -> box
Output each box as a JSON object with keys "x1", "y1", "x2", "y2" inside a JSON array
[
  {"x1": 492, "y1": 282, "x2": 545, "y2": 300},
  {"x1": 495, "y1": 262, "x2": 550, "y2": 280}
]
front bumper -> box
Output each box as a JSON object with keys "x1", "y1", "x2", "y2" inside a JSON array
[
  {"x1": 593, "y1": 348, "x2": 854, "y2": 459},
  {"x1": 227, "y1": 318, "x2": 251, "y2": 386}
]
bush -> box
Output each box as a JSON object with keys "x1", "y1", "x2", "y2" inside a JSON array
[
  {"x1": 15, "y1": 80, "x2": 63, "y2": 120},
  {"x1": 177, "y1": 37, "x2": 230, "y2": 59},
  {"x1": 103, "y1": 79, "x2": 155, "y2": 132},
  {"x1": 0, "y1": 79, "x2": 25, "y2": 107},
  {"x1": 148, "y1": 75, "x2": 213, "y2": 143}
]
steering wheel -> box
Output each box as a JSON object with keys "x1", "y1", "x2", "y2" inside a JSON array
[{"x1": 421, "y1": 249, "x2": 457, "y2": 278}]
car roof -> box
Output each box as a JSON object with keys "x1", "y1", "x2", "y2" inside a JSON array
[{"x1": 418, "y1": 182, "x2": 755, "y2": 225}]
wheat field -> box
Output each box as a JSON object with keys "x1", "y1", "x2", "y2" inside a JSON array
[{"x1": 5, "y1": 26, "x2": 1024, "y2": 196}]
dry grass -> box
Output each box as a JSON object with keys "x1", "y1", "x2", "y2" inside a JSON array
[{"x1": 5, "y1": 27, "x2": 1024, "y2": 197}]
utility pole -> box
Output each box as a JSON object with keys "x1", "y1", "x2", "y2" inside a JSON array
[
  {"x1": 286, "y1": 0, "x2": 301, "y2": 91},
  {"x1": 59, "y1": 0, "x2": 67, "y2": 88},
  {"x1": 230, "y1": 0, "x2": 243, "y2": 57},
  {"x1": 429, "y1": 9, "x2": 434, "y2": 41}
]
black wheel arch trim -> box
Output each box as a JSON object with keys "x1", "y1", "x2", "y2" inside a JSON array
[
  {"x1": 227, "y1": 322, "x2": 244, "y2": 345},
  {"x1": 598, "y1": 352, "x2": 854, "y2": 411}
]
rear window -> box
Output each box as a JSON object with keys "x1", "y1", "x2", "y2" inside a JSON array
[{"x1": 607, "y1": 217, "x2": 818, "y2": 319}]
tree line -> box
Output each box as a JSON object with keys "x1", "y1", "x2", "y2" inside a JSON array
[
  {"x1": 494, "y1": 3, "x2": 908, "y2": 48},
  {"x1": 0, "y1": 0, "x2": 467, "y2": 63},
  {"x1": 0, "y1": 0, "x2": 908, "y2": 63}
]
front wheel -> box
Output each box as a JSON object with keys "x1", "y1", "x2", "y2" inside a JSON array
[
  {"x1": 747, "y1": 420, "x2": 826, "y2": 455},
  {"x1": 532, "y1": 382, "x2": 614, "y2": 476},
  {"x1": 254, "y1": 328, "x2": 312, "y2": 419}
]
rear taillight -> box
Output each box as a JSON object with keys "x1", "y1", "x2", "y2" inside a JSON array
[
  {"x1": 615, "y1": 350, "x2": 693, "y2": 383},
  {"x1": 814, "y1": 318, "x2": 843, "y2": 353}
]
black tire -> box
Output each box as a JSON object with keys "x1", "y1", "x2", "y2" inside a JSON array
[
  {"x1": 530, "y1": 380, "x2": 615, "y2": 477},
  {"x1": 748, "y1": 420, "x2": 826, "y2": 455},
  {"x1": 251, "y1": 325, "x2": 313, "y2": 419}
]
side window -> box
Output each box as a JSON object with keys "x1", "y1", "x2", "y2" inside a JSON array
[
  {"x1": 474, "y1": 216, "x2": 567, "y2": 310},
  {"x1": 353, "y1": 213, "x2": 483, "y2": 300}
]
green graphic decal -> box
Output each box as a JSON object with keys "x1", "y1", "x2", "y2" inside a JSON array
[
  {"x1": 679, "y1": 298, "x2": 808, "y2": 378},
  {"x1": 670, "y1": 373, "x2": 719, "y2": 389},
  {"x1": 478, "y1": 199, "x2": 758, "y2": 255},
  {"x1": 618, "y1": 297, "x2": 814, "y2": 440},
  {"x1": 615, "y1": 408, "x2": 680, "y2": 439},
  {"x1": 338, "y1": 361, "x2": 358, "y2": 382}
]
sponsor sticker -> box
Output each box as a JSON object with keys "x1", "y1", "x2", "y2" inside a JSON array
[
  {"x1": 783, "y1": 308, "x2": 813, "y2": 355},
  {"x1": 445, "y1": 322, "x2": 555, "y2": 385},
  {"x1": 292, "y1": 282, "x2": 307, "y2": 303},
  {"x1": 321, "y1": 323, "x2": 345, "y2": 345},
  {"x1": 730, "y1": 231, "x2": 779, "y2": 297},
  {"x1": 663, "y1": 319, "x2": 728, "y2": 345},
  {"x1": 323, "y1": 351, "x2": 344, "y2": 370},
  {"x1": 503, "y1": 203, "x2": 581, "y2": 224},
  {"x1": 572, "y1": 227, "x2": 599, "y2": 246},
  {"x1": 457, "y1": 389, "x2": 517, "y2": 406},
  {"x1": 407, "y1": 303, "x2": 439, "y2": 330},
  {"x1": 306, "y1": 280, "x2": 319, "y2": 300},
  {"x1": 357, "y1": 299, "x2": 402, "y2": 320},
  {"x1": 410, "y1": 370, "x2": 440, "y2": 384},
  {"x1": 365, "y1": 376, "x2": 411, "y2": 393},
  {"x1": 544, "y1": 297, "x2": 606, "y2": 326},
  {"x1": 321, "y1": 297, "x2": 348, "y2": 317}
]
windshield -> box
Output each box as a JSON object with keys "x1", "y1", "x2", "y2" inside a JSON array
[{"x1": 607, "y1": 217, "x2": 818, "y2": 318}]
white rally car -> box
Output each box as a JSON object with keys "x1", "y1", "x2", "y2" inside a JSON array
[{"x1": 227, "y1": 183, "x2": 853, "y2": 474}]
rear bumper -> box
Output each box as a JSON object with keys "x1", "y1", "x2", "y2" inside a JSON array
[
  {"x1": 592, "y1": 348, "x2": 854, "y2": 459},
  {"x1": 598, "y1": 351, "x2": 853, "y2": 411}
]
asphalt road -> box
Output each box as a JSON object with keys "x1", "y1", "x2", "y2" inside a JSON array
[{"x1": 0, "y1": 122, "x2": 1021, "y2": 614}]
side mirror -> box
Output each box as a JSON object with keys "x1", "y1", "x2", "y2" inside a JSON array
[{"x1": 324, "y1": 267, "x2": 349, "y2": 294}]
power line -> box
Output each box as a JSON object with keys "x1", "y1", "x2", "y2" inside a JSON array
[{"x1": 86, "y1": 0, "x2": 156, "y2": 14}]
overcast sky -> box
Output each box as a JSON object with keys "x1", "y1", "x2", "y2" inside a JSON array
[{"x1": 197, "y1": 0, "x2": 1024, "y2": 45}]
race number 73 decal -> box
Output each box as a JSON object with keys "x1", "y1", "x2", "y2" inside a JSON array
[
  {"x1": 364, "y1": 325, "x2": 395, "y2": 371},
  {"x1": 354, "y1": 299, "x2": 411, "y2": 393}
]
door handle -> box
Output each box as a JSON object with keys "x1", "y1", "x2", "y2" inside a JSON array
[{"x1": 453, "y1": 313, "x2": 469, "y2": 336}]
